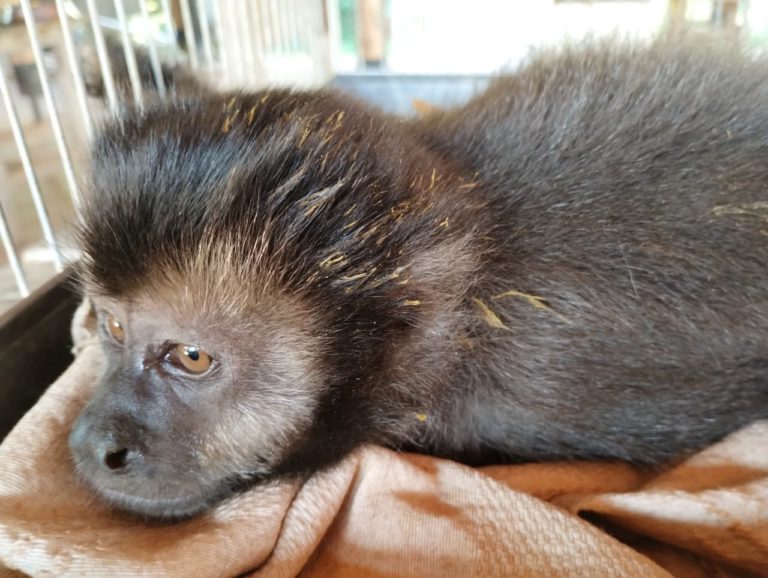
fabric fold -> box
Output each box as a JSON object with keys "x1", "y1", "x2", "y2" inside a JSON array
[{"x1": 0, "y1": 308, "x2": 765, "y2": 577}]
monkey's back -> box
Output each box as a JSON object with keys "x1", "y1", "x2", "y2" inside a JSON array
[{"x1": 416, "y1": 40, "x2": 768, "y2": 463}]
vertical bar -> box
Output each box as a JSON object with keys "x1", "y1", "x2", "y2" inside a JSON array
[
  {"x1": 0, "y1": 203, "x2": 30, "y2": 298},
  {"x1": 247, "y1": 0, "x2": 265, "y2": 72},
  {"x1": 0, "y1": 65, "x2": 64, "y2": 271},
  {"x1": 211, "y1": 0, "x2": 229, "y2": 83},
  {"x1": 114, "y1": 0, "x2": 144, "y2": 107},
  {"x1": 159, "y1": 0, "x2": 179, "y2": 63},
  {"x1": 249, "y1": 0, "x2": 266, "y2": 55},
  {"x1": 280, "y1": 0, "x2": 293, "y2": 53},
  {"x1": 180, "y1": 0, "x2": 199, "y2": 69},
  {"x1": 225, "y1": 0, "x2": 244, "y2": 84},
  {"x1": 267, "y1": 0, "x2": 283, "y2": 54},
  {"x1": 86, "y1": 0, "x2": 119, "y2": 113},
  {"x1": 259, "y1": 0, "x2": 273, "y2": 54},
  {"x1": 139, "y1": 0, "x2": 166, "y2": 97},
  {"x1": 249, "y1": 1, "x2": 266, "y2": 86},
  {"x1": 285, "y1": 0, "x2": 301, "y2": 54},
  {"x1": 19, "y1": 0, "x2": 79, "y2": 209},
  {"x1": 325, "y1": 0, "x2": 341, "y2": 68},
  {"x1": 238, "y1": 0, "x2": 256, "y2": 85},
  {"x1": 713, "y1": 0, "x2": 725, "y2": 27},
  {"x1": 196, "y1": 0, "x2": 215, "y2": 66},
  {"x1": 54, "y1": 0, "x2": 93, "y2": 140},
  {"x1": 277, "y1": 0, "x2": 292, "y2": 54}
]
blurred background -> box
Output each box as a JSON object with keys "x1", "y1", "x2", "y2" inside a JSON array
[{"x1": 0, "y1": 0, "x2": 767, "y2": 314}]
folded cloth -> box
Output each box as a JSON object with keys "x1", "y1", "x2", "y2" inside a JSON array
[{"x1": 0, "y1": 306, "x2": 766, "y2": 577}]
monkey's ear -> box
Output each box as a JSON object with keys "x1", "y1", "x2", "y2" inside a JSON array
[{"x1": 71, "y1": 298, "x2": 99, "y2": 355}]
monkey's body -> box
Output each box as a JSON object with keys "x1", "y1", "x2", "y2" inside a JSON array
[{"x1": 71, "y1": 40, "x2": 768, "y2": 519}]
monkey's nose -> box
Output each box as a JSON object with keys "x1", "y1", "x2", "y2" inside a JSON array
[
  {"x1": 103, "y1": 447, "x2": 132, "y2": 471},
  {"x1": 69, "y1": 418, "x2": 138, "y2": 473},
  {"x1": 94, "y1": 437, "x2": 139, "y2": 473}
]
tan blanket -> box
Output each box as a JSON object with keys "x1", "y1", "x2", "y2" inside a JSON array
[{"x1": 0, "y1": 310, "x2": 766, "y2": 577}]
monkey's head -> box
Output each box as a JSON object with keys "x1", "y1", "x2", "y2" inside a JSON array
[{"x1": 68, "y1": 91, "x2": 482, "y2": 520}]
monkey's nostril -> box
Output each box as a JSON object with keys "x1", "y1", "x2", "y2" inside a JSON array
[{"x1": 104, "y1": 448, "x2": 130, "y2": 470}]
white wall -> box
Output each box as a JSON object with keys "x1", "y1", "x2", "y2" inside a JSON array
[{"x1": 386, "y1": 0, "x2": 671, "y2": 74}]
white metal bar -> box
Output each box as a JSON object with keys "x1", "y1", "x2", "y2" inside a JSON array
[
  {"x1": 246, "y1": 1, "x2": 265, "y2": 82},
  {"x1": 250, "y1": 0, "x2": 266, "y2": 55},
  {"x1": 114, "y1": 0, "x2": 144, "y2": 107},
  {"x1": 0, "y1": 203, "x2": 30, "y2": 298},
  {"x1": 139, "y1": 0, "x2": 166, "y2": 97},
  {"x1": 285, "y1": 0, "x2": 300, "y2": 53},
  {"x1": 277, "y1": 0, "x2": 292, "y2": 53},
  {"x1": 714, "y1": 0, "x2": 725, "y2": 27},
  {"x1": 86, "y1": 0, "x2": 119, "y2": 113},
  {"x1": 261, "y1": 0, "x2": 274, "y2": 54},
  {"x1": 325, "y1": 0, "x2": 341, "y2": 65},
  {"x1": 196, "y1": 0, "x2": 214, "y2": 66},
  {"x1": 0, "y1": 65, "x2": 64, "y2": 271},
  {"x1": 54, "y1": 0, "x2": 94, "y2": 140},
  {"x1": 279, "y1": 0, "x2": 292, "y2": 53},
  {"x1": 239, "y1": 0, "x2": 257, "y2": 85},
  {"x1": 225, "y1": 0, "x2": 244, "y2": 84},
  {"x1": 19, "y1": 0, "x2": 80, "y2": 210},
  {"x1": 158, "y1": 0, "x2": 179, "y2": 64},
  {"x1": 211, "y1": 0, "x2": 229, "y2": 84},
  {"x1": 256, "y1": 1, "x2": 269, "y2": 83},
  {"x1": 180, "y1": 0, "x2": 199, "y2": 70},
  {"x1": 267, "y1": 0, "x2": 282, "y2": 54}
]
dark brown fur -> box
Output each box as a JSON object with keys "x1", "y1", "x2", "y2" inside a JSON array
[{"x1": 70, "y1": 39, "x2": 768, "y2": 520}]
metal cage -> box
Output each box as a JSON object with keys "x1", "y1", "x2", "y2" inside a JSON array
[{"x1": 0, "y1": 0, "x2": 333, "y2": 317}]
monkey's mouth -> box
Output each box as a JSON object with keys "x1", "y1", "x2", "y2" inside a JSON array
[
  {"x1": 96, "y1": 486, "x2": 218, "y2": 521},
  {"x1": 79, "y1": 469, "x2": 267, "y2": 522},
  {"x1": 69, "y1": 453, "x2": 220, "y2": 521}
]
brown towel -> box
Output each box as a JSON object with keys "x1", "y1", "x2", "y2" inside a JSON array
[{"x1": 0, "y1": 311, "x2": 766, "y2": 577}]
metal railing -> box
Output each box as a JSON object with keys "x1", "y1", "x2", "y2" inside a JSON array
[{"x1": 0, "y1": 0, "x2": 330, "y2": 314}]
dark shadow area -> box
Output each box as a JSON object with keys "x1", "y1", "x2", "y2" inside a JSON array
[{"x1": 0, "y1": 268, "x2": 79, "y2": 441}]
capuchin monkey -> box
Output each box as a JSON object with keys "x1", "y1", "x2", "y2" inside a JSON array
[{"x1": 69, "y1": 38, "x2": 768, "y2": 521}]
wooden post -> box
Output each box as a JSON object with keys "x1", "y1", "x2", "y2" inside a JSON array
[{"x1": 357, "y1": 0, "x2": 384, "y2": 68}]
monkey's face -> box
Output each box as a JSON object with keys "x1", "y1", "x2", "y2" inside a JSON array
[{"x1": 68, "y1": 292, "x2": 323, "y2": 520}]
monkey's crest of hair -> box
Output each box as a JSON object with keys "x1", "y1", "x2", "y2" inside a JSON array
[{"x1": 78, "y1": 89, "x2": 486, "y2": 324}]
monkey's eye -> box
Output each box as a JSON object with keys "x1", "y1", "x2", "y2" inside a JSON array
[
  {"x1": 105, "y1": 313, "x2": 126, "y2": 344},
  {"x1": 168, "y1": 344, "x2": 213, "y2": 374}
]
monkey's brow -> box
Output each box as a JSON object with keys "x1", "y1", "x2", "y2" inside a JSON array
[{"x1": 154, "y1": 338, "x2": 213, "y2": 355}]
